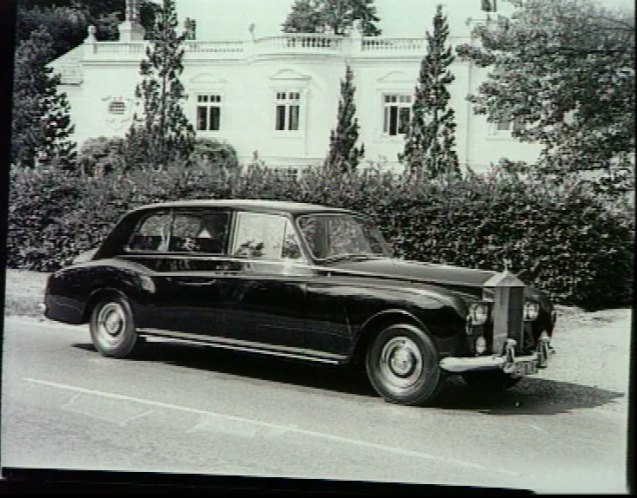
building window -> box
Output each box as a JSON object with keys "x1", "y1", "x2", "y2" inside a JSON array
[
  {"x1": 196, "y1": 94, "x2": 222, "y2": 131},
  {"x1": 383, "y1": 94, "x2": 411, "y2": 136},
  {"x1": 272, "y1": 167, "x2": 299, "y2": 181},
  {"x1": 108, "y1": 100, "x2": 126, "y2": 115},
  {"x1": 495, "y1": 117, "x2": 525, "y2": 133},
  {"x1": 275, "y1": 91, "x2": 301, "y2": 131}
]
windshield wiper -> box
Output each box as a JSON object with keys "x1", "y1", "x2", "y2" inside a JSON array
[{"x1": 322, "y1": 253, "x2": 383, "y2": 263}]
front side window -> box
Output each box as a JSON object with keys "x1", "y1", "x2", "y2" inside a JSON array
[
  {"x1": 275, "y1": 91, "x2": 301, "y2": 131},
  {"x1": 297, "y1": 214, "x2": 392, "y2": 261},
  {"x1": 232, "y1": 212, "x2": 303, "y2": 260},
  {"x1": 196, "y1": 94, "x2": 222, "y2": 131},
  {"x1": 383, "y1": 94, "x2": 411, "y2": 136}
]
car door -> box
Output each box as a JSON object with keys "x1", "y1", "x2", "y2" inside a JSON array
[
  {"x1": 213, "y1": 211, "x2": 315, "y2": 351},
  {"x1": 122, "y1": 208, "x2": 233, "y2": 337}
]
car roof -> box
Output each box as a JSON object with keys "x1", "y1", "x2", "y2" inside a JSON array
[{"x1": 131, "y1": 199, "x2": 361, "y2": 216}]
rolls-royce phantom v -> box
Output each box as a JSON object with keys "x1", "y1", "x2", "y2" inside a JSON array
[{"x1": 44, "y1": 199, "x2": 556, "y2": 405}]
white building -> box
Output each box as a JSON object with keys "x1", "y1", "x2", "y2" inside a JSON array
[{"x1": 50, "y1": 0, "x2": 542, "y2": 172}]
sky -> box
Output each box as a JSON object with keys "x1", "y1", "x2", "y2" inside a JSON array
[{"x1": 175, "y1": 0, "x2": 635, "y2": 40}]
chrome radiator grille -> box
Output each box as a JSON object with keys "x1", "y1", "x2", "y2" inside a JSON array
[{"x1": 484, "y1": 272, "x2": 525, "y2": 355}]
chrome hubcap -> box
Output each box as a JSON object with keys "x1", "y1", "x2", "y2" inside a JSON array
[
  {"x1": 379, "y1": 336, "x2": 424, "y2": 392},
  {"x1": 96, "y1": 303, "x2": 126, "y2": 345}
]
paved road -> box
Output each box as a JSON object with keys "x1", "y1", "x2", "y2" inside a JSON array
[{"x1": 1, "y1": 314, "x2": 630, "y2": 493}]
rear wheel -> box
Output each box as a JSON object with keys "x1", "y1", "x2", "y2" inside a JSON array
[
  {"x1": 89, "y1": 295, "x2": 140, "y2": 358},
  {"x1": 365, "y1": 323, "x2": 442, "y2": 406},
  {"x1": 462, "y1": 371, "x2": 522, "y2": 391}
]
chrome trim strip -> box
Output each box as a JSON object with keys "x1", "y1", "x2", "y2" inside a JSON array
[
  {"x1": 119, "y1": 254, "x2": 487, "y2": 288},
  {"x1": 138, "y1": 328, "x2": 345, "y2": 365},
  {"x1": 439, "y1": 352, "x2": 540, "y2": 373}
]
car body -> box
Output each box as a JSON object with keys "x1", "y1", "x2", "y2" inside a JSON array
[{"x1": 44, "y1": 199, "x2": 556, "y2": 405}]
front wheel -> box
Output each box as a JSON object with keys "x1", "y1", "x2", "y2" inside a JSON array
[
  {"x1": 462, "y1": 371, "x2": 522, "y2": 391},
  {"x1": 90, "y1": 295, "x2": 140, "y2": 358},
  {"x1": 366, "y1": 323, "x2": 442, "y2": 406}
]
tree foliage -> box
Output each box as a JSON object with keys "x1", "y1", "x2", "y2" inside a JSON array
[
  {"x1": 125, "y1": 0, "x2": 195, "y2": 171},
  {"x1": 399, "y1": 5, "x2": 459, "y2": 179},
  {"x1": 326, "y1": 65, "x2": 364, "y2": 173},
  {"x1": 12, "y1": 27, "x2": 76, "y2": 169},
  {"x1": 282, "y1": 0, "x2": 381, "y2": 36},
  {"x1": 16, "y1": 4, "x2": 89, "y2": 59},
  {"x1": 16, "y1": 0, "x2": 159, "y2": 56},
  {"x1": 456, "y1": 0, "x2": 635, "y2": 189}
]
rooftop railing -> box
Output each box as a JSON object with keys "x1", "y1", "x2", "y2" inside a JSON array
[
  {"x1": 361, "y1": 38, "x2": 425, "y2": 52},
  {"x1": 185, "y1": 40, "x2": 245, "y2": 53},
  {"x1": 83, "y1": 33, "x2": 439, "y2": 61}
]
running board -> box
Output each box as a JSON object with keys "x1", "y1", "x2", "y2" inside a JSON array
[{"x1": 138, "y1": 328, "x2": 346, "y2": 365}]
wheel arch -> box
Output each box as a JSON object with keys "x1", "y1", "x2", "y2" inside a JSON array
[
  {"x1": 349, "y1": 309, "x2": 433, "y2": 366},
  {"x1": 82, "y1": 287, "x2": 131, "y2": 323}
]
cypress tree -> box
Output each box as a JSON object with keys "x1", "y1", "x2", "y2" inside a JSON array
[
  {"x1": 399, "y1": 5, "x2": 459, "y2": 179},
  {"x1": 125, "y1": 0, "x2": 195, "y2": 171},
  {"x1": 282, "y1": 0, "x2": 323, "y2": 33},
  {"x1": 327, "y1": 65, "x2": 364, "y2": 173},
  {"x1": 11, "y1": 27, "x2": 77, "y2": 169}
]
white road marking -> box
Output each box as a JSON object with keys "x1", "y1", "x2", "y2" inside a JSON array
[
  {"x1": 24, "y1": 376, "x2": 521, "y2": 477},
  {"x1": 62, "y1": 392, "x2": 82, "y2": 409},
  {"x1": 529, "y1": 424, "x2": 548, "y2": 434},
  {"x1": 118, "y1": 409, "x2": 154, "y2": 427}
]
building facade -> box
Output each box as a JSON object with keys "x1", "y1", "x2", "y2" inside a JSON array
[{"x1": 50, "y1": 0, "x2": 542, "y2": 173}]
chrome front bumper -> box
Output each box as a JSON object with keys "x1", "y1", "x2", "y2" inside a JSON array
[{"x1": 439, "y1": 338, "x2": 554, "y2": 376}]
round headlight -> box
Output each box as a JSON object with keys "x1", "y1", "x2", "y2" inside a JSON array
[
  {"x1": 524, "y1": 301, "x2": 540, "y2": 321},
  {"x1": 475, "y1": 335, "x2": 487, "y2": 355},
  {"x1": 468, "y1": 302, "x2": 489, "y2": 326}
]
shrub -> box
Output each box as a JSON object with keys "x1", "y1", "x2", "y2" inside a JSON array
[
  {"x1": 190, "y1": 138, "x2": 240, "y2": 173},
  {"x1": 6, "y1": 163, "x2": 633, "y2": 309},
  {"x1": 77, "y1": 136, "x2": 126, "y2": 177}
]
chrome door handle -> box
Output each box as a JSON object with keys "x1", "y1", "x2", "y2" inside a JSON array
[{"x1": 180, "y1": 279, "x2": 217, "y2": 286}]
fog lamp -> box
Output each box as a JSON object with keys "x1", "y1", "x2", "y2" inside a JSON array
[
  {"x1": 475, "y1": 336, "x2": 487, "y2": 355},
  {"x1": 524, "y1": 301, "x2": 540, "y2": 321},
  {"x1": 468, "y1": 302, "x2": 489, "y2": 326}
]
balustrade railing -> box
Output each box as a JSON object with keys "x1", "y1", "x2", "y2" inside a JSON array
[
  {"x1": 256, "y1": 34, "x2": 343, "y2": 51},
  {"x1": 185, "y1": 41, "x2": 245, "y2": 53},
  {"x1": 86, "y1": 35, "x2": 431, "y2": 59},
  {"x1": 92, "y1": 42, "x2": 146, "y2": 55},
  {"x1": 361, "y1": 38, "x2": 425, "y2": 52}
]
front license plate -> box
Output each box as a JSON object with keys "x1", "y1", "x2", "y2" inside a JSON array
[{"x1": 513, "y1": 361, "x2": 537, "y2": 376}]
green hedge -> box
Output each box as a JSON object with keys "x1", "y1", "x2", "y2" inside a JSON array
[{"x1": 7, "y1": 164, "x2": 633, "y2": 309}]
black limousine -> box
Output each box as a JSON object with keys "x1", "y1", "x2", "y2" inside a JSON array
[{"x1": 44, "y1": 199, "x2": 556, "y2": 405}]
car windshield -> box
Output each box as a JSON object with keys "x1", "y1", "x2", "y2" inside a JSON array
[{"x1": 297, "y1": 214, "x2": 393, "y2": 261}]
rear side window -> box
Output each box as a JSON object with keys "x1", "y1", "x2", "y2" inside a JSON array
[
  {"x1": 128, "y1": 212, "x2": 171, "y2": 251},
  {"x1": 169, "y1": 212, "x2": 229, "y2": 254},
  {"x1": 127, "y1": 210, "x2": 230, "y2": 254}
]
